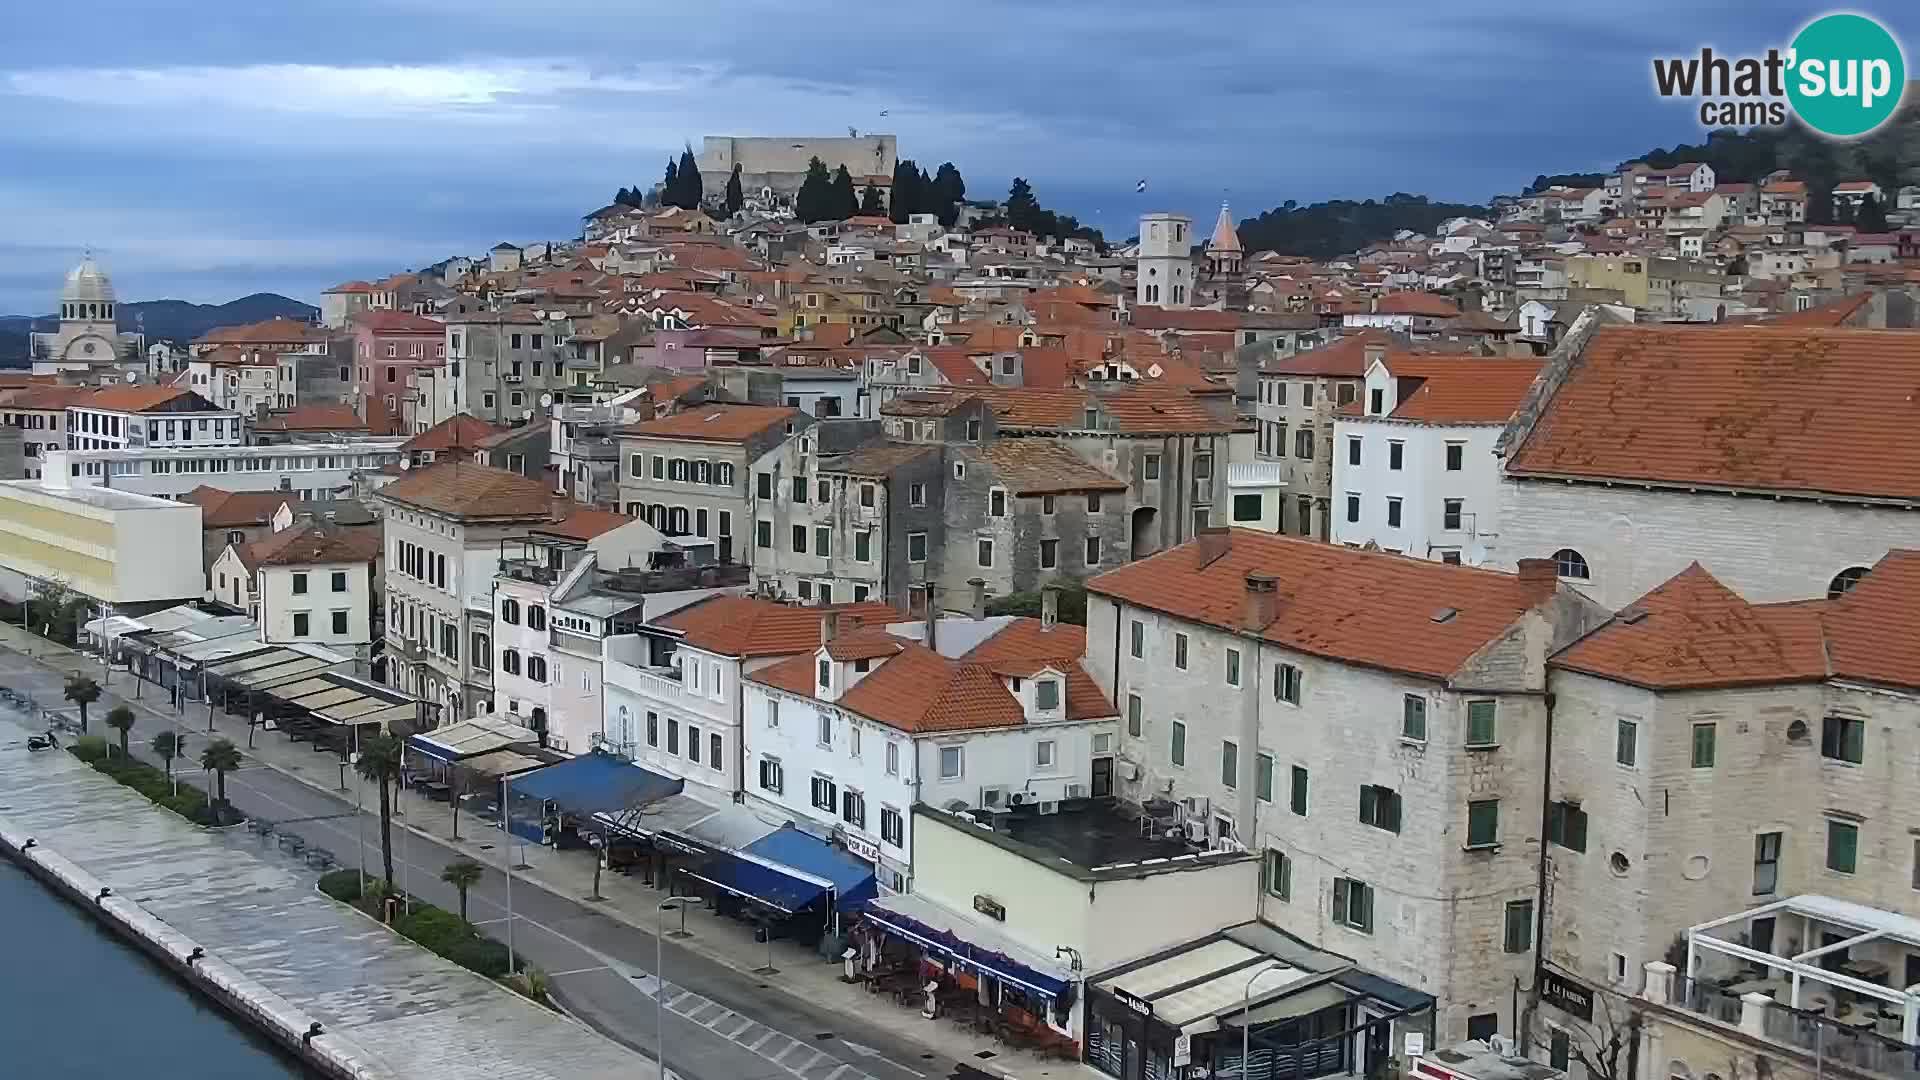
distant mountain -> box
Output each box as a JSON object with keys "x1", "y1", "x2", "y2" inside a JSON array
[
  {"x1": 0, "y1": 292, "x2": 317, "y2": 364},
  {"x1": 1237, "y1": 193, "x2": 1491, "y2": 261}
]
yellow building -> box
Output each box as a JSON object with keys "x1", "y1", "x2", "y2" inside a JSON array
[
  {"x1": 0, "y1": 474, "x2": 203, "y2": 610},
  {"x1": 1566, "y1": 255, "x2": 1650, "y2": 307}
]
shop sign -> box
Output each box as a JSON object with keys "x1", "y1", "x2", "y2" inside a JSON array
[
  {"x1": 972, "y1": 893, "x2": 1007, "y2": 921},
  {"x1": 1112, "y1": 986, "x2": 1154, "y2": 1018},
  {"x1": 1173, "y1": 1033, "x2": 1191, "y2": 1067},
  {"x1": 841, "y1": 832, "x2": 880, "y2": 863},
  {"x1": 1539, "y1": 967, "x2": 1595, "y2": 1021},
  {"x1": 1405, "y1": 1032, "x2": 1425, "y2": 1058}
]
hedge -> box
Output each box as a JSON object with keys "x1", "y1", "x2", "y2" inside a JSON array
[
  {"x1": 67, "y1": 742, "x2": 231, "y2": 827},
  {"x1": 314, "y1": 877, "x2": 520, "y2": 982}
]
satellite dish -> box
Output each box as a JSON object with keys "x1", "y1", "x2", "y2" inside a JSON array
[
  {"x1": 398, "y1": 459, "x2": 412, "y2": 471},
  {"x1": 538, "y1": 393, "x2": 553, "y2": 408},
  {"x1": 123, "y1": 370, "x2": 137, "y2": 384}
]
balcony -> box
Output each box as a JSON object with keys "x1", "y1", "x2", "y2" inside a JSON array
[
  {"x1": 498, "y1": 558, "x2": 561, "y2": 586},
  {"x1": 606, "y1": 658, "x2": 691, "y2": 705},
  {"x1": 504, "y1": 373, "x2": 525, "y2": 384},
  {"x1": 551, "y1": 627, "x2": 600, "y2": 658}
]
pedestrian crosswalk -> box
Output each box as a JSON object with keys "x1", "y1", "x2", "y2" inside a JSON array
[{"x1": 633, "y1": 972, "x2": 889, "y2": 1080}]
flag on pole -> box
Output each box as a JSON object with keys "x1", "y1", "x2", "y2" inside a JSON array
[{"x1": 1135, "y1": 179, "x2": 1148, "y2": 193}]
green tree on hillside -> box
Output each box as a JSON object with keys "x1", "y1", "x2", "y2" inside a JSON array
[
  {"x1": 1856, "y1": 192, "x2": 1890, "y2": 233},
  {"x1": 673, "y1": 144, "x2": 703, "y2": 209},
  {"x1": 829, "y1": 165, "x2": 859, "y2": 220},
  {"x1": 859, "y1": 183, "x2": 885, "y2": 215},
  {"x1": 724, "y1": 164, "x2": 744, "y2": 217},
  {"x1": 795, "y1": 157, "x2": 834, "y2": 222}
]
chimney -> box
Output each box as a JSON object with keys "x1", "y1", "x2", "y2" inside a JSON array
[
  {"x1": 923, "y1": 583, "x2": 939, "y2": 653},
  {"x1": 906, "y1": 582, "x2": 929, "y2": 620},
  {"x1": 820, "y1": 611, "x2": 841, "y2": 646},
  {"x1": 968, "y1": 577, "x2": 988, "y2": 620},
  {"x1": 1243, "y1": 574, "x2": 1280, "y2": 631},
  {"x1": 1363, "y1": 341, "x2": 1387, "y2": 368},
  {"x1": 1517, "y1": 558, "x2": 1559, "y2": 600},
  {"x1": 1195, "y1": 526, "x2": 1232, "y2": 569},
  {"x1": 1040, "y1": 585, "x2": 1060, "y2": 632}
]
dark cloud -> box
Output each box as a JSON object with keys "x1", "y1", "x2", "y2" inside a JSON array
[{"x1": 1, "y1": 0, "x2": 1914, "y2": 310}]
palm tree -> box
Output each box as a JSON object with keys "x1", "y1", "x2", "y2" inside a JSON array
[
  {"x1": 63, "y1": 674, "x2": 100, "y2": 733},
  {"x1": 354, "y1": 733, "x2": 404, "y2": 890},
  {"x1": 151, "y1": 731, "x2": 181, "y2": 795},
  {"x1": 104, "y1": 705, "x2": 135, "y2": 758},
  {"x1": 199, "y1": 738, "x2": 242, "y2": 815},
  {"x1": 440, "y1": 859, "x2": 484, "y2": 923}
]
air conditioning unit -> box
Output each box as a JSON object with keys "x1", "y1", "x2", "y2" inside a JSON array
[
  {"x1": 1488, "y1": 1035, "x2": 1515, "y2": 1056},
  {"x1": 1184, "y1": 819, "x2": 1208, "y2": 843},
  {"x1": 1037, "y1": 801, "x2": 1059, "y2": 816},
  {"x1": 1183, "y1": 795, "x2": 1211, "y2": 819},
  {"x1": 979, "y1": 786, "x2": 1008, "y2": 808},
  {"x1": 1065, "y1": 783, "x2": 1087, "y2": 799},
  {"x1": 1120, "y1": 760, "x2": 1141, "y2": 782},
  {"x1": 1007, "y1": 791, "x2": 1028, "y2": 808}
]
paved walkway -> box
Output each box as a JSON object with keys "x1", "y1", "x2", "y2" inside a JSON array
[
  {"x1": 0, "y1": 626, "x2": 1094, "y2": 1080},
  {"x1": 0, "y1": 708, "x2": 659, "y2": 1080}
]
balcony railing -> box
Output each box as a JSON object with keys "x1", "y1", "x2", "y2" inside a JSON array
[
  {"x1": 551, "y1": 627, "x2": 600, "y2": 657},
  {"x1": 1674, "y1": 975, "x2": 1920, "y2": 1080},
  {"x1": 498, "y1": 558, "x2": 560, "y2": 586}
]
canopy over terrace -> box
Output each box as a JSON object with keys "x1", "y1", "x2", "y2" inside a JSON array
[
  {"x1": 1688, "y1": 894, "x2": 1920, "y2": 1042},
  {"x1": 202, "y1": 649, "x2": 415, "y2": 748}
]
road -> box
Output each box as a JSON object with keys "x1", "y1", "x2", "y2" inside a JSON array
[{"x1": 0, "y1": 644, "x2": 986, "y2": 1080}]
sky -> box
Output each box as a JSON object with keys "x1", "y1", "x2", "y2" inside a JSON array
[{"x1": 4, "y1": 0, "x2": 1915, "y2": 313}]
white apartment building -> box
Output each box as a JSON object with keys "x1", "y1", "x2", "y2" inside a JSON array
[
  {"x1": 66, "y1": 386, "x2": 243, "y2": 452},
  {"x1": 602, "y1": 596, "x2": 897, "y2": 801},
  {"x1": 1331, "y1": 355, "x2": 1541, "y2": 565},
  {"x1": 742, "y1": 601, "x2": 1118, "y2": 893},
  {"x1": 186, "y1": 349, "x2": 301, "y2": 414},
  {"x1": 1254, "y1": 332, "x2": 1377, "y2": 539},
  {"x1": 377, "y1": 461, "x2": 568, "y2": 719},
  {"x1": 212, "y1": 522, "x2": 382, "y2": 657},
  {"x1": 0, "y1": 470, "x2": 203, "y2": 608},
  {"x1": 489, "y1": 511, "x2": 676, "y2": 751},
  {"x1": 1495, "y1": 324, "x2": 1920, "y2": 609},
  {"x1": 42, "y1": 441, "x2": 406, "y2": 500},
  {"x1": 1538, "y1": 552, "x2": 1920, "y2": 1036},
  {"x1": 1086, "y1": 529, "x2": 1609, "y2": 1042}
]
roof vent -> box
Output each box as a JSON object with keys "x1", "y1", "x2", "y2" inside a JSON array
[
  {"x1": 1620, "y1": 608, "x2": 1650, "y2": 625},
  {"x1": 1430, "y1": 607, "x2": 1458, "y2": 623}
]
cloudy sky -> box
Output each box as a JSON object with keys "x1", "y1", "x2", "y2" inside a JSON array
[{"x1": 3, "y1": 0, "x2": 1913, "y2": 313}]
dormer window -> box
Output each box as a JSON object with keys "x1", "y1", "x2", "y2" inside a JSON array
[
  {"x1": 817, "y1": 659, "x2": 831, "y2": 691},
  {"x1": 1083, "y1": 408, "x2": 1099, "y2": 429},
  {"x1": 1036, "y1": 679, "x2": 1060, "y2": 712},
  {"x1": 1369, "y1": 388, "x2": 1386, "y2": 415}
]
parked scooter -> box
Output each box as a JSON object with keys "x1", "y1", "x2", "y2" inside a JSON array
[{"x1": 26, "y1": 730, "x2": 58, "y2": 752}]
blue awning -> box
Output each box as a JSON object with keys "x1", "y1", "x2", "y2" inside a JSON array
[
  {"x1": 864, "y1": 895, "x2": 1073, "y2": 1000},
  {"x1": 743, "y1": 826, "x2": 879, "y2": 912},
  {"x1": 680, "y1": 826, "x2": 877, "y2": 917},
  {"x1": 506, "y1": 751, "x2": 683, "y2": 816}
]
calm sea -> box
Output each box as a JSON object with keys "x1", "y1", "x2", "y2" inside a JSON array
[{"x1": 0, "y1": 857, "x2": 310, "y2": 1079}]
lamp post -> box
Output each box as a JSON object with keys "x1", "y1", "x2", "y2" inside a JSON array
[
  {"x1": 502, "y1": 771, "x2": 516, "y2": 975},
  {"x1": 1243, "y1": 966, "x2": 1285, "y2": 1080},
  {"x1": 349, "y1": 750, "x2": 366, "y2": 889},
  {"x1": 658, "y1": 896, "x2": 692, "y2": 1075}
]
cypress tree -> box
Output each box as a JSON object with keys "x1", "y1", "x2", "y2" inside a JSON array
[
  {"x1": 725, "y1": 164, "x2": 744, "y2": 216},
  {"x1": 1855, "y1": 191, "x2": 1889, "y2": 233},
  {"x1": 830, "y1": 165, "x2": 858, "y2": 220},
  {"x1": 933, "y1": 163, "x2": 966, "y2": 226},
  {"x1": 675, "y1": 145, "x2": 702, "y2": 209},
  {"x1": 859, "y1": 183, "x2": 885, "y2": 215},
  {"x1": 890, "y1": 159, "x2": 918, "y2": 223},
  {"x1": 796, "y1": 157, "x2": 833, "y2": 222},
  {"x1": 662, "y1": 159, "x2": 678, "y2": 206}
]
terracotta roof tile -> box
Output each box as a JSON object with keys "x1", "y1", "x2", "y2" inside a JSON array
[
  {"x1": 922, "y1": 347, "x2": 993, "y2": 386},
  {"x1": 350, "y1": 310, "x2": 444, "y2": 333},
  {"x1": 1263, "y1": 330, "x2": 1391, "y2": 377},
  {"x1": 1373, "y1": 291, "x2": 1461, "y2": 317},
  {"x1": 660, "y1": 598, "x2": 899, "y2": 658},
  {"x1": 1550, "y1": 564, "x2": 1828, "y2": 690},
  {"x1": 1767, "y1": 293, "x2": 1870, "y2": 327},
  {"x1": 1823, "y1": 550, "x2": 1920, "y2": 690},
  {"x1": 621, "y1": 404, "x2": 799, "y2": 443},
  {"x1": 1367, "y1": 357, "x2": 1543, "y2": 424},
  {"x1": 196, "y1": 318, "x2": 328, "y2": 346},
  {"x1": 821, "y1": 443, "x2": 940, "y2": 477},
  {"x1": 377, "y1": 461, "x2": 559, "y2": 519},
  {"x1": 81, "y1": 386, "x2": 205, "y2": 412},
  {"x1": 180, "y1": 485, "x2": 290, "y2": 528},
  {"x1": 1130, "y1": 307, "x2": 1242, "y2": 332},
  {"x1": 1507, "y1": 326, "x2": 1920, "y2": 499},
  {"x1": 963, "y1": 618, "x2": 1113, "y2": 720},
  {"x1": 1090, "y1": 529, "x2": 1552, "y2": 680},
  {"x1": 971, "y1": 441, "x2": 1126, "y2": 494},
  {"x1": 537, "y1": 507, "x2": 635, "y2": 541},
  {"x1": 401, "y1": 414, "x2": 506, "y2": 452},
  {"x1": 247, "y1": 523, "x2": 383, "y2": 569},
  {"x1": 953, "y1": 385, "x2": 1234, "y2": 435},
  {"x1": 256, "y1": 404, "x2": 367, "y2": 432}
]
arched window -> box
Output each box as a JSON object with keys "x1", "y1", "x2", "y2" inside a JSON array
[
  {"x1": 471, "y1": 632, "x2": 490, "y2": 669},
  {"x1": 1827, "y1": 566, "x2": 1870, "y2": 599},
  {"x1": 500, "y1": 598, "x2": 520, "y2": 624},
  {"x1": 527, "y1": 655, "x2": 547, "y2": 683},
  {"x1": 1552, "y1": 548, "x2": 1590, "y2": 580},
  {"x1": 527, "y1": 604, "x2": 547, "y2": 631},
  {"x1": 501, "y1": 647, "x2": 521, "y2": 675}
]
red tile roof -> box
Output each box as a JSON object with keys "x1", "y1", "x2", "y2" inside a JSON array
[
  {"x1": 1090, "y1": 529, "x2": 1556, "y2": 680},
  {"x1": 752, "y1": 645, "x2": 1031, "y2": 734},
  {"x1": 1550, "y1": 564, "x2": 1828, "y2": 690},
  {"x1": 180, "y1": 485, "x2": 290, "y2": 528},
  {"x1": 1507, "y1": 326, "x2": 1920, "y2": 500},
  {"x1": 246, "y1": 522, "x2": 383, "y2": 568},
  {"x1": 1129, "y1": 306, "x2": 1242, "y2": 332},
  {"x1": 256, "y1": 404, "x2": 367, "y2": 432},
  {"x1": 963, "y1": 385, "x2": 1236, "y2": 435},
  {"x1": 659, "y1": 597, "x2": 899, "y2": 657},
  {"x1": 1767, "y1": 293, "x2": 1870, "y2": 327},
  {"x1": 972, "y1": 440, "x2": 1126, "y2": 494},
  {"x1": 963, "y1": 618, "x2": 1114, "y2": 720},
  {"x1": 537, "y1": 507, "x2": 635, "y2": 541},
  {"x1": 401, "y1": 414, "x2": 505, "y2": 453},
  {"x1": 1373, "y1": 291, "x2": 1461, "y2": 318},
  {"x1": 1264, "y1": 330, "x2": 1391, "y2": 378},
  {"x1": 80, "y1": 386, "x2": 204, "y2": 413},
  {"x1": 378, "y1": 461, "x2": 559, "y2": 518},
  {"x1": 1824, "y1": 550, "x2": 1920, "y2": 690},
  {"x1": 196, "y1": 318, "x2": 327, "y2": 346},
  {"x1": 351, "y1": 310, "x2": 444, "y2": 334},
  {"x1": 621, "y1": 404, "x2": 799, "y2": 443},
  {"x1": 1361, "y1": 357, "x2": 1543, "y2": 424}
]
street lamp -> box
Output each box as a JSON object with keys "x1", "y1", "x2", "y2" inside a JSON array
[
  {"x1": 658, "y1": 897, "x2": 693, "y2": 1076},
  {"x1": 348, "y1": 750, "x2": 366, "y2": 890},
  {"x1": 1243, "y1": 965, "x2": 1287, "y2": 1080}
]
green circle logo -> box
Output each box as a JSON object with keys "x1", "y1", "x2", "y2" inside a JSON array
[{"x1": 1787, "y1": 13, "x2": 1906, "y2": 137}]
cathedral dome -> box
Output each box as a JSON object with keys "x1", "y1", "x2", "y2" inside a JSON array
[{"x1": 63, "y1": 257, "x2": 116, "y2": 305}]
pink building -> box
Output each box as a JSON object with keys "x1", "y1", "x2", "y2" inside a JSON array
[{"x1": 349, "y1": 310, "x2": 445, "y2": 415}]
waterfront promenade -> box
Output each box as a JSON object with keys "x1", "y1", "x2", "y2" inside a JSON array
[{"x1": 0, "y1": 708, "x2": 660, "y2": 1080}]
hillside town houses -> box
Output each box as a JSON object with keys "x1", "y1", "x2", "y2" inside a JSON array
[{"x1": 9, "y1": 138, "x2": 1920, "y2": 1080}]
